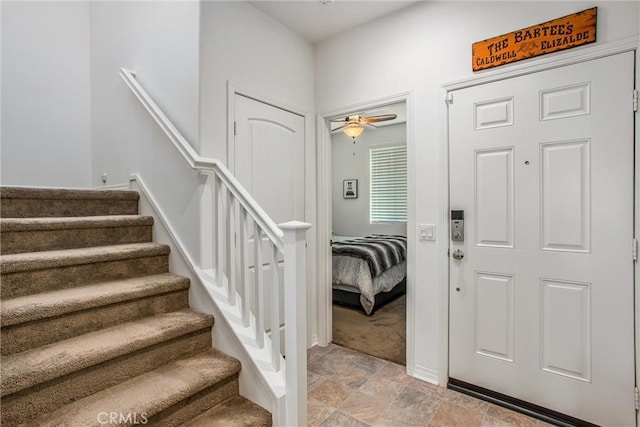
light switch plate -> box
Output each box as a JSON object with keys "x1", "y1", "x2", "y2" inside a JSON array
[{"x1": 419, "y1": 224, "x2": 436, "y2": 241}]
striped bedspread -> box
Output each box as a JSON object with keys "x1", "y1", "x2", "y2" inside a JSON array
[{"x1": 331, "y1": 235, "x2": 407, "y2": 278}]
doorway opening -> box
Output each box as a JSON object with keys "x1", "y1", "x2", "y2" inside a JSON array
[{"x1": 328, "y1": 102, "x2": 408, "y2": 366}]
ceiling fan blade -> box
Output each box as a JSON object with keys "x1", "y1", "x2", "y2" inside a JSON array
[
  {"x1": 330, "y1": 116, "x2": 350, "y2": 123},
  {"x1": 364, "y1": 122, "x2": 379, "y2": 129},
  {"x1": 362, "y1": 114, "x2": 397, "y2": 124},
  {"x1": 331, "y1": 123, "x2": 348, "y2": 132}
]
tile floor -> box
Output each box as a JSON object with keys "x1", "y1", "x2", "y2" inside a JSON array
[{"x1": 307, "y1": 343, "x2": 553, "y2": 427}]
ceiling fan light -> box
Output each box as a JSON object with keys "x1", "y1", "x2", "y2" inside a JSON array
[{"x1": 344, "y1": 123, "x2": 364, "y2": 138}]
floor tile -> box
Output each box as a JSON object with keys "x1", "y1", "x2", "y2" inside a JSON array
[
  {"x1": 319, "y1": 410, "x2": 371, "y2": 427},
  {"x1": 430, "y1": 400, "x2": 486, "y2": 427},
  {"x1": 392, "y1": 386, "x2": 441, "y2": 411},
  {"x1": 375, "y1": 397, "x2": 439, "y2": 427},
  {"x1": 329, "y1": 364, "x2": 371, "y2": 390},
  {"x1": 444, "y1": 389, "x2": 489, "y2": 414},
  {"x1": 376, "y1": 362, "x2": 413, "y2": 385},
  {"x1": 358, "y1": 375, "x2": 406, "y2": 401},
  {"x1": 308, "y1": 344, "x2": 334, "y2": 362},
  {"x1": 309, "y1": 352, "x2": 354, "y2": 377},
  {"x1": 308, "y1": 370, "x2": 325, "y2": 391},
  {"x1": 350, "y1": 352, "x2": 387, "y2": 375},
  {"x1": 308, "y1": 399, "x2": 336, "y2": 426},
  {"x1": 339, "y1": 390, "x2": 392, "y2": 423},
  {"x1": 483, "y1": 404, "x2": 538, "y2": 427},
  {"x1": 307, "y1": 344, "x2": 546, "y2": 427},
  {"x1": 406, "y1": 377, "x2": 448, "y2": 398},
  {"x1": 308, "y1": 379, "x2": 355, "y2": 408}
]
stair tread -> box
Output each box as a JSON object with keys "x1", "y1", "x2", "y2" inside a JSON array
[
  {"x1": 183, "y1": 396, "x2": 272, "y2": 427},
  {"x1": 1, "y1": 309, "x2": 213, "y2": 397},
  {"x1": 0, "y1": 187, "x2": 140, "y2": 201},
  {"x1": 23, "y1": 349, "x2": 241, "y2": 427},
  {"x1": 0, "y1": 242, "x2": 170, "y2": 274},
  {"x1": 0, "y1": 215, "x2": 153, "y2": 231},
  {"x1": 1, "y1": 273, "x2": 189, "y2": 327}
]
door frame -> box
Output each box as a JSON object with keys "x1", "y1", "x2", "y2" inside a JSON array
[
  {"x1": 316, "y1": 91, "x2": 416, "y2": 369},
  {"x1": 440, "y1": 36, "x2": 640, "y2": 421},
  {"x1": 227, "y1": 81, "x2": 319, "y2": 347}
]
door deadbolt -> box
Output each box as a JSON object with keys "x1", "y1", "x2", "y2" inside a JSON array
[{"x1": 451, "y1": 210, "x2": 464, "y2": 241}]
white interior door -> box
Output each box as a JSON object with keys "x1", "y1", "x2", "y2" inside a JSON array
[
  {"x1": 449, "y1": 52, "x2": 635, "y2": 426},
  {"x1": 234, "y1": 94, "x2": 305, "y2": 224},
  {"x1": 234, "y1": 94, "x2": 305, "y2": 345}
]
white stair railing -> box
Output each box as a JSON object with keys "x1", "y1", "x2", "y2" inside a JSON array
[{"x1": 120, "y1": 68, "x2": 309, "y2": 426}]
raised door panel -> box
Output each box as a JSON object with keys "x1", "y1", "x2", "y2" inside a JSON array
[
  {"x1": 475, "y1": 148, "x2": 514, "y2": 248},
  {"x1": 540, "y1": 140, "x2": 590, "y2": 252}
]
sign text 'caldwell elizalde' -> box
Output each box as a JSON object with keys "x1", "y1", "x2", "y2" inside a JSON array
[{"x1": 472, "y1": 8, "x2": 597, "y2": 71}]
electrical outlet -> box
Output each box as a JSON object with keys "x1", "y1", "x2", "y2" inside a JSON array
[{"x1": 101, "y1": 173, "x2": 107, "y2": 184}]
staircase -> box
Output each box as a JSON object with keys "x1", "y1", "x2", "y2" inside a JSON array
[{"x1": 0, "y1": 187, "x2": 272, "y2": 427}]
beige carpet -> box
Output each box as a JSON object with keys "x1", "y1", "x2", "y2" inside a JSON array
[
  {"x1": 332, "y1": 294, "x2": 406, "y2": 365},
  {"x1": 1, "y1": 186, "x2": 271, "y2": 426}
]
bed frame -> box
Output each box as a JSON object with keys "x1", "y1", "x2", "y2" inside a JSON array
[{"x1": 332, "y1": 278, "x2": 406, "y2": 315}]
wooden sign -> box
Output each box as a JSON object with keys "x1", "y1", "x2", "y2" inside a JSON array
[{"x1": 472, "y1": 7, "x2": 597, "y2": 71}]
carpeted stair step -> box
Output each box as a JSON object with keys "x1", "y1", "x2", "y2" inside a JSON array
[
  {"x1": 19, "y1": 349, "x2": 242, "y2": 427},
  {"x1": 0, "y1": 187, "x2": 140, "y2": 218},
  {"x1": 1, "y1": 310, "x2": 214, "y2": 426},
  {"x1": 183, "y1": 395, "x2": 272, "y2": 427},
  {"x1": 1, "y1": 273, "x2": 191, "y2": 355},
  {"x1": 1, "y1": 215, "x2": 154, "y2": 254},
  {"x1": 1, "y1": 243, "x2": 170, "y2": 298}
]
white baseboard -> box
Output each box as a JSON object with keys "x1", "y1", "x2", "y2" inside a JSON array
[
  {"x1": 410, "y1": 364, "x2": 440, "y2": 386},
  {"x1": 93, "y1": 182, "x2": 130, "y2": 191}
]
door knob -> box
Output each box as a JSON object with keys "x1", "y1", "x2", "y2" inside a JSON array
[{"x1": 452, "y1": 249, "x2": 464, "y2": 260}]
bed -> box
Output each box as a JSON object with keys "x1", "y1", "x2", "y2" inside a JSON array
[{"x1": 331, "y1": 234, "x2": 407, "y2": 315}]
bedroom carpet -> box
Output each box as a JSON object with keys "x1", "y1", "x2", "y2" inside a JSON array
[{"x1": 332, "y1": 294, "x2": 406, "y2": 365}]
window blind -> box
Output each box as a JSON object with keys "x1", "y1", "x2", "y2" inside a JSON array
[{"x1": 370, "y1": 145, "x2": 407, "y2": 223}]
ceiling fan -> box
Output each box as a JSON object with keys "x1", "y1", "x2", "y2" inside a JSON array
[{"x1": 331, "y1": 113, "x2": 397, "y2": 142}]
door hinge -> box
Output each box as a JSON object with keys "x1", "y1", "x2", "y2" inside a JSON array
[
  {"x1": 445, "y1": 92, "x2": 453, "y2": 105},
  {"x1": 233, "y1": 121, "x2": 237, "y2": 136},
  {"x1": 635, "y1": 386, "x2": 639, "y2": 410},
  {"x1": 633, "y1": 90, "x2": 638, "y2": 112},
  {"x1": 633, "y1": 238, "x2": 638, "y2": 262}
]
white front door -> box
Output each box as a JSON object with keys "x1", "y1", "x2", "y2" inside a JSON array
[
  {"x1": 449, "y1": 52, "x2": 635, "y2": 426},
  {"x1": 234, "y1": 94, "x2": 305, "y2": 224}
]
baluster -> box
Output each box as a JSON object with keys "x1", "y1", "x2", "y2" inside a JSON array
[
  {"x1": 227, "y1": 193, "x2": 236, "y2": 304},
  {"x1": 215, "y1": 174, "x2": 224, "y2": 287},
  {"x1": 270, "y1": 243, "x2": 280, "y2": 371},
  {"x1": 239, "y1": 208, "x2": 250, "y2": 327},
  {"x1": 254, "y1": 222, "x2": 264, "y2": 348}
]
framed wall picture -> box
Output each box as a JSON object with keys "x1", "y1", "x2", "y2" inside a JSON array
[{"x1": 343, "y1": 179, "x2": 358, "y2": 199}]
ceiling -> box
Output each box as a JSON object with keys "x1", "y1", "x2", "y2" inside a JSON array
[{"x1": 249, "y1": 1, "x2": 418, "y2": 43}]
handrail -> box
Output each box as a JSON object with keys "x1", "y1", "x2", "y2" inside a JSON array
[
  {"x1": 120, "y1": 67, "x2": 309, "y2": 426},
  {"x1": 119, "y1": 68, "x2": 284, "y2": 249}
]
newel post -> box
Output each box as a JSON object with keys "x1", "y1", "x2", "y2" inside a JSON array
[{"x1": 279, "y1": 220, "x2": 311, "y2": 427}]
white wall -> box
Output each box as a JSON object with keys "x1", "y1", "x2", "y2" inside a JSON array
[
  {"x1": 332, "y1": 122, "x2": 407, "y2": 237},
  {"x1": 90, "y1": 1, "x2": 202, "y2": 262},
  {"x1": 199, "y1": 1, "x2": 320, "y2": 345},
  {"x1": 1, "y1": 1, "x2": 92, "y2": 188},
  {"x1": 316, "y1": 1, "x2": 640, "y2": 382},
  {"x1": 199, "y1": 1, "x2": 315, "y2": 161}
]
